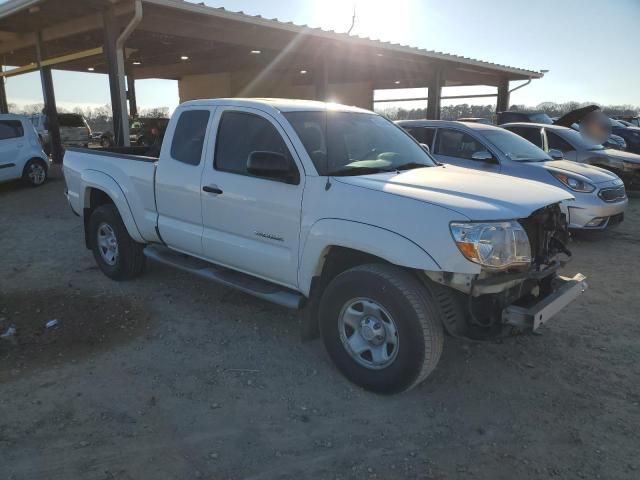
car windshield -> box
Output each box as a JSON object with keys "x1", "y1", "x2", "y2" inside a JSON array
[
  {"x1": 482, "y1": 129, "x2": 551, "y2": 162},
  {"x1": 559, "y1": 127, "x2": 605, "y2": 151},
  {"x1": 284, "y1": 111, "x2": 437, "y2": 175}
]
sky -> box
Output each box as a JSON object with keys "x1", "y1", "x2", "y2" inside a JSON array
[{"x1": 3, "y1": 0, "x2": 640, "y2": 113}]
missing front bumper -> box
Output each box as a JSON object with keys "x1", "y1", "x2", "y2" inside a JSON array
[{"x1": 502, "y1": 273, "x2": 588, "y2": 331}]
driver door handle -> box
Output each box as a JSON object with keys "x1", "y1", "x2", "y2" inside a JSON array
[{"x1": 202, "y1": 185, "x2": 223, "y2": 195}]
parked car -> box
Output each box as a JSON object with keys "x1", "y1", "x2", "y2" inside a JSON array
[
  {"x1": 502, "y1": 122, "x2": 640, "y2": 190},
  {"x1": 615, "y1": 116, "x2": 640, "y2": 128},
  {"x1": 90, "y1": 131, "x2": 103, "y2": 142},
  {"x1": 100, "y1": 117, "x2": 169, "y2": 147},
  {"x1": 497, "y1": 110, "x2": 554, "y2": 125},
  {"x1": 607, "y1": 117, "x2": 640, "y2": 155},
  {"x1": 30, "y1": 113, "x2": 91, "y2": 152},
  {"x1": 552, "y1": 105, "x2": 640, "y2": 155},
  {"x1": 63, "y1": 99, "x2": 587, "y2": 394},
  {"x1": 399, "y1": 120, "x2": 627, "y2": 230},
  {"x1": 0, "y1": 114, "x2": 49, "y2": 186}
]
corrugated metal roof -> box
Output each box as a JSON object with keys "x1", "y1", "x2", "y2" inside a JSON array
[{"x1": 145, "y1": 0, "x2": 543, "y2": 79}]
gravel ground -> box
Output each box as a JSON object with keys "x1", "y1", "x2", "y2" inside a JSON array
[{"x1": 1, "y1": 175, "x2": 639, "y2": 480}]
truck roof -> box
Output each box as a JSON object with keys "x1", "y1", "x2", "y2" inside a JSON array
[{"x1": 180, "y1": 98, "x2": 373, "y2": 114}]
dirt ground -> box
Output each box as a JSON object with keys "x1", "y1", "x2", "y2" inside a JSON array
[{"x1": 1, "y1": 174, "x2": 639, "y2": 480}]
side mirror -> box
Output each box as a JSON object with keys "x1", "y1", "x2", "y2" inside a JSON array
[
  {"x1": 548, "y1": 149, "x2": 564, "y2": 160},
  {"x1": 247, "y1": 151, "x2": 297, "y2": 183},
  {"x1": 471, "y1": 150, "x2": 494, "y2": 162},
  {"x1": 420, "y1": 143, "x2": 430, "y2": 153}
]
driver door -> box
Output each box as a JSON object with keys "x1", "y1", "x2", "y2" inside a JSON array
[
  {"x1": 200, "y1": 107, "x2": 305, "y2": 288},
  {"x1": 433, "y1": 128, "x2": 500, "y2": 173}
]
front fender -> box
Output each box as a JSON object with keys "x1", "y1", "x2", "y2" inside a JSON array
[
  {"x1": 80, "y1": 169, "x2": 145, "y2": 243},
  {"x1": 297, "y1": 218, "x2": 441, "y2": 296}
]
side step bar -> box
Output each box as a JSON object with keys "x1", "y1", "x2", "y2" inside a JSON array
[{"x1": 143, "y1": 245, "x2": 304, "y2": 310}]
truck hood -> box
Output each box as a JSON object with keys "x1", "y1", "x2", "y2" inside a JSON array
[
  {"x1": 335, "y1": 165, "x2": 573, "y2": 221},
  {"x1": 540, "y1": 159, "x2": 620, "y2": 184}
]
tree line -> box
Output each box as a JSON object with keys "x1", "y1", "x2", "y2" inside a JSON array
[
  {"x1": 377, "y1": 101, "x2": 639, "y2": 121},
  {"x1": 7, "y1": 103, "x2": 170, "y2": 133}
]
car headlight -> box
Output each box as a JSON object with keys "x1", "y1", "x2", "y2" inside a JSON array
[
  {"x1": 450, "y1": 221, "x2": 531, "y2": 270},
  {"x1": 550, "y1": 172, "x2": 595, "y2": 193}
]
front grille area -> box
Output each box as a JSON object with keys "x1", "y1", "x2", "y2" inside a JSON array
[
  {"x1": 599, "y1": 185, "x2": 626, "y2": 202},
  {"x1": 519, "y1": 204, "x2": 570, "y2": 266}
]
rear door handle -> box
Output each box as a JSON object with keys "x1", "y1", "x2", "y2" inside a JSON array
[{"x1": 202, "y1": 185, "x2": 223, "y2": 195}]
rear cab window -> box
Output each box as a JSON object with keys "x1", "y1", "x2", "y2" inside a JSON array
[{"x1": 170, "y1": 109, "x2": 211, "y2": 165}]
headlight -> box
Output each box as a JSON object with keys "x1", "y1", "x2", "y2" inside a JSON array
[
  {"x1": 450, "y1": 221, "x2": 531, "y2": 270},
  {"x1": 550, "y1": 172, "x2": 595, "y2": 193}
]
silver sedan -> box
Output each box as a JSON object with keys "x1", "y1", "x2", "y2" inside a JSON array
[{"x1": 398, "y1": 120, "x2": 627, "y2": 230}]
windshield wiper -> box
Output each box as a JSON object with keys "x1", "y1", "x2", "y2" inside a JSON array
[{"x1": 328, "y1": 166, "x2": 396, "y2": 176}]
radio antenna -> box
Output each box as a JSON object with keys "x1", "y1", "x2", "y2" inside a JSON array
[{"x1": 347, "y1": 4, "x2": 357, "y2": 35}]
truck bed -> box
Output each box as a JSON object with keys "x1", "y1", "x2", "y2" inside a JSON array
[{"x1": 63, "y1": 146, "x2": 160, "y2": 244}]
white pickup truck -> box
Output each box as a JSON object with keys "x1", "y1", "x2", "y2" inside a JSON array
[{"x1": 63, "y1": 99, "x2": 587, "y2": 394}]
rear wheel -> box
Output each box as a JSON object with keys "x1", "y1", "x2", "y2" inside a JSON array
[
  {"x1": 319, "y1": 264, "x2": 444, "y2": 394},
  {"x1": 21, "y1": 159, "x2": 48, "y2": 187},
  {"x1": 88, "y1": 204, "x2": 146, "y2": 280}
]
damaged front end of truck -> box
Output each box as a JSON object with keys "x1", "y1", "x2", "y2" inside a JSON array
[{"x1": 424, "y1": 204, "x2": 588, "y2": 340}]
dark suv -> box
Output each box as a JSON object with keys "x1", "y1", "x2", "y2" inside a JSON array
[
  {"x1": 101, "y1": 117, "x2": 169, "y2": 147},
  {"x1": 497, "y1": 111, "x2": 554, "y2": 125}
]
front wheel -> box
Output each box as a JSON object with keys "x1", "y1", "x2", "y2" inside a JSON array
[
  {"x1": 88, "y1": 204, "x2": 146, "y2": 281},
  {"x1": 319, "y1": 264, "x2": 444, "y2": 394}
]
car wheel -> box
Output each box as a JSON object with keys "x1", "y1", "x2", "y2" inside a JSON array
[
  {"x1": 319, "y1": 264, "x2": 444, "y2": 394},
  {"x1": 21, "y1": 159, "x2": 48, "y2": 187},
  {"x1": 100, "y1": 137, "x2": 112, "y2": 148},
  {"x1": 88, "y1": 204, "x2": 146, "y2": 281}
]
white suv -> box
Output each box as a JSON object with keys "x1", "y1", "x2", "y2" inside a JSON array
[{"x1": 0, "y1": 114, "x2": 49, "y2": 186}]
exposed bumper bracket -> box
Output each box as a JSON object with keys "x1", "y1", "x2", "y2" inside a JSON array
[{"x1": 502, "y1": 273, "x2": 588, "y2": 331}]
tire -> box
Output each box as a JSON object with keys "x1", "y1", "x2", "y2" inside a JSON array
[
  {"x1": 21, "y1": 159, "x2": 48, "y2": 187},
  {"x1": 88, "y1": 204, "x2": 146, "y2": 281},
  {"x1": 319, "y1": 264, "x2": 444, "y2": 394},
  {"x1": 100, "y1": 137, "x2": 113, "y2": 148}
]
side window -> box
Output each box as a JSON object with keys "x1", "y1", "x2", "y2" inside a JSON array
[
  {"x1": 546, "y1": 131, "x2": 574, "y2": 153},
  {"x1": 435, "y1": 128, "x2": 488, "y2": 159},
  {"x1": 0, "y1": 120, "x2": 24, "y2": 140},
  {"x1": 406, "y1": 127, "x2": 435, "y2": 147},
  {"x1": 506, "y1": 127, "x2": 543, "y2": 148},
  {"x1": 170, "y1": 110, "x2": 210, "y2": 165},
  {"x1": 215, "y1": 111, "x2": 293, "y2": 177}
]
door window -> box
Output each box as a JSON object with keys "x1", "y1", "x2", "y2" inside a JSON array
[
  {"x1": 546, "y1": 130, "x2": 574, "y2": 153},
  {"x1": 405, "y1": 127, "x2": 435, "y2": 147},
  {"x1": 170, "y1": 110, "x2": 210, "y2": 165},
  {"x1": 214, "y1": 111, "x2": 295, "y2": 179},
  {"x1": 0, "y1": 120, "x2": 24, "y2": 140},
  {"x1": 504, "y1": 126, "x2": 544, "y2": 148},
  {"x1": 435, "y1": 128, "x2": 487, "y2": 159}
]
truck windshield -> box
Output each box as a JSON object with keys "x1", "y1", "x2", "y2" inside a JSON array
[
  {"x1": 483, "y1": 129, "x2": 551, "y2": 162},
  {"x1": 284, "y1": 111, "x2": 436, "y2": 175}
]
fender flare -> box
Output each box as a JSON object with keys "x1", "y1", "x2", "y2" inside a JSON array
[
  {"x1": 297, "y1": 218, "x2": 441, "y2": 296},
  {"x1": 80, "y1": 169, "x2": 145, "y2": 243}
]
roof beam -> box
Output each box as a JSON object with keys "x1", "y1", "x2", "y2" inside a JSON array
[{"x1": 0, "y1": 2, "x2": 132, "y2": 55}]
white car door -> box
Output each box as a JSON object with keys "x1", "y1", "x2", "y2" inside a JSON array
[
  {"x1": 0, "y1": 120, "x2": 26, "y2": 182},
  {"x1": 200, "y1": 107, "x2": 305, "y2": 288},
  {"x1": 155, "y1": 107, "x2": 215, "y2": 256}
]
